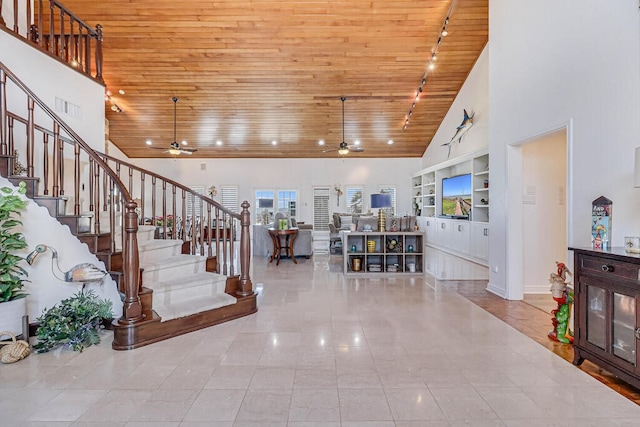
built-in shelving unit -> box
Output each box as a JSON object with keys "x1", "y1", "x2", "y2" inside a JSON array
[
  {"x1": 412, "y1": 148, "x2": 489, "y2": 265},
  {"x1": 343, "y1": 231, "x2": 424, "y2": 276},
  {"x1": 471, "y1": 153, "x2": 489, "y2": 222}
]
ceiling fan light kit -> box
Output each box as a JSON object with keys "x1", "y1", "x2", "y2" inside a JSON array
[
  {"x1": 150, "y1": 96, "x2": 197, "y2": 155},
  {"x1": 325, "y1": 96, "x2": 364, "y2": 155}
]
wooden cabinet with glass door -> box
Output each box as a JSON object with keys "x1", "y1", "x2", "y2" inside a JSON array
[{"x1": 571, "y1": 247, "x2": 640, "y2": 390}]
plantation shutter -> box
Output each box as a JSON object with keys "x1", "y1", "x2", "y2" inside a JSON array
[
  {"x1": 313, "y1": 187, "x2": 330, "y2": 231},
  {"x1": 186, "y1": 185, "x2": 205, "y2": 217},
  {"x1": 220, "y1": 185, "x2": 239, "y2": 213}
]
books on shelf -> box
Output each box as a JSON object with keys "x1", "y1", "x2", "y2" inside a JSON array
[{"x1": 368, "y1": 264, "x2": 382, "y2": 272}]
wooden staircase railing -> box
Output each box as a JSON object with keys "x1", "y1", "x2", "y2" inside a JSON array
[
  {"x1": 0, "y1": 0, "x2": 103, "y2": 83},
  {"x1": 0, "y1": 60, "x2": 256, "y2": 349},
  {"x1": 98, "y1": 153, "x2": 253, "y2": 291},
  {"x1": 0, "y1": 61, "x2": 142, "y2": 325}
]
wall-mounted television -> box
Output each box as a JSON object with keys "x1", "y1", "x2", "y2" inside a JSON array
[{"x1": 441, "y1": 174, "x2": 472, "y2": 219}]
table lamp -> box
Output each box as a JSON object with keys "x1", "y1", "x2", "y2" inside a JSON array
[{"x1": 370, "y1": 193, "x2": 392, "y2": 231}]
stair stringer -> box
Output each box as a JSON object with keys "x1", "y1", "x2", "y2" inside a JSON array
[{"x1": 0, "y1": 176, "x2": 122, "y2": 321}]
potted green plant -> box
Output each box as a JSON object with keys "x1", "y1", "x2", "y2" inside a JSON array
[
  {"x1": 33, "y1": 290, "x2": 112, "y2": 353},
  {"x1": 0, "y1": 181, "x2": 29, "y2": 336}
]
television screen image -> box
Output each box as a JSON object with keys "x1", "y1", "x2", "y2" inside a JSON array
[{"x1": 441, "y1": 174, "x2": 472, "y2": 218}]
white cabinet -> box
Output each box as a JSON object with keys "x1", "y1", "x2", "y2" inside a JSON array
[
  {"x1": 471, "y1": 222, "x2": 489, "y2": 263},
  {"x1": 421, "y1": 217, "x2": 436, "y2": 245},
  {"x1": 435, "y1": 218, "x2": 450, "y2": 249},
  {"x1": 450, "y1": 220, "x2": 470, "y2": 255}
]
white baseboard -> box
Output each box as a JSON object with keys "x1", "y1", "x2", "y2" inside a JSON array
[{"x1": 486, "y1": 281, "x2": 507, "y2": 298}]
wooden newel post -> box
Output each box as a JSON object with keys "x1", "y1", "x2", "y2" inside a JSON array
[
  {"x1": 94, "y1": 24, "x2": 104, "y2": 84},
  {"x1": 237, "y1": 200, "x2": 253, "y2": 297},
  {"x1": 118, "y1": 199, "x2": 143, "y2": 323}
]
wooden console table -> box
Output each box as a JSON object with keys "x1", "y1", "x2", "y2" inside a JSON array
[{"x1": 268, "y1": 228, "x2": 299, "y2": 265}]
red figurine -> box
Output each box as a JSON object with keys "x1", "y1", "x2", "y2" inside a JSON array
[{"x1": 548, "y1": 262, "x2": 574, "y2": 344}]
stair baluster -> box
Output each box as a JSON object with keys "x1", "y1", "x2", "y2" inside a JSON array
[{"x1": 0, "y1": 60, "x2": 256, "y2": 349}]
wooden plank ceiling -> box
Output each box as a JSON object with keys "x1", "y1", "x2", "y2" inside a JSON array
[{"x1": 63, "y1": 0, "x2": 487, "y2": 158}]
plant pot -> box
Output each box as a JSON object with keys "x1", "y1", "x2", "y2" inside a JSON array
[{"x1": 0, "y1": 298, "x2": 27, "y2": 336}]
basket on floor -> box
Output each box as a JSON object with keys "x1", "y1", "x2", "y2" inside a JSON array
[{"x1": 0, "y1": 331, "x2": 30, "y2": 364}]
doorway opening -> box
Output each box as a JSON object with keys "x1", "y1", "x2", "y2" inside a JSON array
[{"x1": 506, "y1": 125, "x2": 572, "y2": 308}]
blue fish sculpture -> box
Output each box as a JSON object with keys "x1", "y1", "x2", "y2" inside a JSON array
[{"x1": 442, "y1": 109, "x2": 475, "y2": 158}]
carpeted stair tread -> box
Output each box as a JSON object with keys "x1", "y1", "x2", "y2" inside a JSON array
[{"x1": 144, "y1": 271, "x2": 226, "y2": 293}]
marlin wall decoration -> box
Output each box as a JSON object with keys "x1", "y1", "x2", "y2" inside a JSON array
[{"x1": 442, "y1": 109, "x2": 475, "y2": 159}]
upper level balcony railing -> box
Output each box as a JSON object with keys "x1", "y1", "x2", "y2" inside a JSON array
[{"x1": 1, "y1": 0, "x2": 103, "y2": 83}]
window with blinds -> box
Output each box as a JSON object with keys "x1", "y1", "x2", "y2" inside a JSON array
[
  {"x1": 379, "y1": 185, "x2": 397, "y2": 216},
  {"x1": 220, "y1": 185, "x2": 239, "y2": 213},
  {"x1": 313, "y1": 187, "x2": 330, "y2": 231},
  {"x1": 345, "y1": 186, "x2": 363, "y2": 214}
]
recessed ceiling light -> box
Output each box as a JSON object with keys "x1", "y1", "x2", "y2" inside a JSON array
[
  {"x1": 318, "y1": 140, "x2": 325, "y2": 146},
  {"x1": 182, "y1": 140, "x2": 188, "y2": 145},
  {"x1": 145, "y1": 140, "x2": 152, "y2": 145},
  {"x1": 118, "y1": 89, "x2": 125, "y2": 95},
  {"x1": 272, "y1": 140, "x2": 277, "y2": 146},
  {"x1": 354, "y1": 140, "x2": 360, "y2": 145},
  {"x1": 387, "y1": 140, "x2": 394, "y2": 145},
  {"x1": 216, "y1": 140, "x2": 223, "y2": 146}
]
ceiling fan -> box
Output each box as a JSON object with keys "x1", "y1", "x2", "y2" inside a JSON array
[
  {"x1": 323, "y1": 96, "x2": 364, "y2": 155},
  {"x1": 151, "y1": 97, "x2": 197, "y2": 155}
]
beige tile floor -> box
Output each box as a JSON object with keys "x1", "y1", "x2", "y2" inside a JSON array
[{"x1": 2, "y1": 251, "x2": 640, "y2": 426}]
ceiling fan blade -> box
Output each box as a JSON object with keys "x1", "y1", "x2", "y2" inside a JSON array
[
  {"x1": 149, "y1": 146, "x2": 167, "y2": 150},
  {"x1": 348, "y1": 146, "x2": 365, "y2": 152},
  {"x1": 181, "y1": 147, "x2": 198, "y2": 153},
  {"x1": 180, "y1": 149, "x2": 194, "y2": 155}
]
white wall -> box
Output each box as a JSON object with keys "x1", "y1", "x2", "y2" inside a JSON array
[
  {"x1": 422, "y1": 46, "x2": 489, "y2": 167},
  {"x1": 111, "y1": 155, "x2": 422, "y2": 223},
  {"x1": 490, "y1": 0, "x2": 640, "y2": 298},
  {"x1": 0, "y1": 176, "x2": 121, "y2": 320},
  {"x1": 522, "y1": 130, "x2": 567, "y2": 294},
  {"x1": 0, "y1": 29, "x2": 106, "y2": 152}
]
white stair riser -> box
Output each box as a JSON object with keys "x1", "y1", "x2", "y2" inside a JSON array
[
  {"x1": 152, "y1": 281, "x2": 225, "y2": 306},
  {"x1": 142, "y1": 259, "x2": 207, "y2": 282},
  {"x1": 137, "y1": 228, "x2": 156, "y2": 241},
  {"x1": 156, "y1": 294, "x2": 237, "y2": 322},
  {"x1": 139, "y1": 243, "x2": 183, "y2": 264}
]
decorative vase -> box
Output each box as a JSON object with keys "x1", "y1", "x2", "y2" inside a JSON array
[
  {"x1": 408, "y1": 244, "x2": 414, "y2": 253},
  {"x1": 0, "y1": 298, "x2": 27, "y2": 336},
  {"x1": 367, "y1": 240, "x2": 376, "y2": 253},
  {"x1": 351, "y1": 244, "x2": 357, "y2": 252}
]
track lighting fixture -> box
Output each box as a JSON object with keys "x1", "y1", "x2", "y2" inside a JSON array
[{"x1": 403, "y1": 4, "x2": 454, "y2": 131}]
